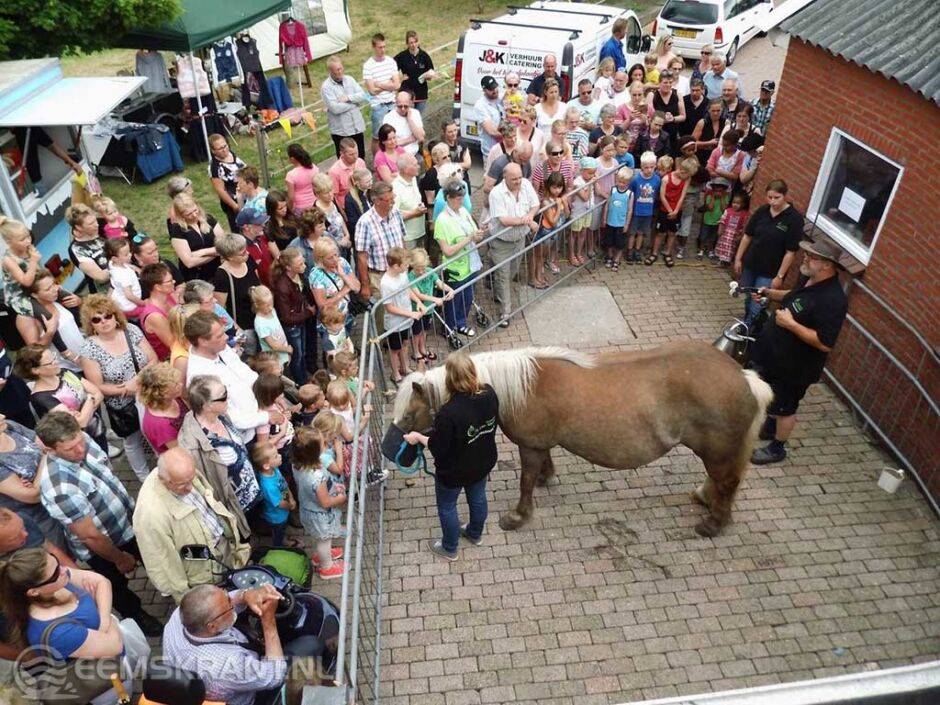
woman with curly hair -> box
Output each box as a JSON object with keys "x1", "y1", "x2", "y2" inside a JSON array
[
  {"x1": 139, "y1": 362, "x2": 187, "y2": 455},
  {"x1": 79, "y1": 295, "x2": 157, "y2": 480}
]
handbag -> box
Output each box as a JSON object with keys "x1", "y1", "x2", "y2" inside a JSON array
[
  {"x1": 322, "y1": 268, "x2": 371, "y2": 317},
  {"x1": 31, "y1": 617, "x2": 120, "y2": 705},
  {"x1": 108, "y1": 327, "x2": 143, "y2": 438}
]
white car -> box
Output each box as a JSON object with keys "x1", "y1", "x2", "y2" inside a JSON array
[{"x1": 653, "y1": 0, "x2": 774, "y2": 65}]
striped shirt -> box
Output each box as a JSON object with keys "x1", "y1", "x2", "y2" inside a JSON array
[
  {"x1": 362, "y1": 56, "x2": 398, "y2": 105},
  {"x1": 531, "y1": 159, "x2": 576, "y2": 196},
  {"x1": 354, "y1": 206, "x2": 406, "y2": 271},
  {"x1": 752, "y1": 100, "x2": 775, "y2": 133},
  {"x1": 40, "y1": 435, "x2": 135, "y2": 562}
]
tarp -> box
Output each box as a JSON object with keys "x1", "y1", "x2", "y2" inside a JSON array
[{"x1": 116, "y1": 0, "x2": 292, "y2": 53}]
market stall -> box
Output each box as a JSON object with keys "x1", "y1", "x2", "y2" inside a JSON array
[{"x1": 0, "y1": 58, "x2": 145, "y2": 291}]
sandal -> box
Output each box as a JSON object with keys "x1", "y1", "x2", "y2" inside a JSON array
[
  {"x1": 644, "y1": 255, "x2": 657, "y2": 266},
  {"x1": 612, "y1": 262, "x2": 620, "y2": 272},
  {"x1": 424, "y1": 351, "x2": 438, "y2": 361},
  {"x1": 411, "y1": 354, "x2": 426, "y2": 363},
  {"x1": 664, "y1": 255, "x2": 675, "y2": 268}
]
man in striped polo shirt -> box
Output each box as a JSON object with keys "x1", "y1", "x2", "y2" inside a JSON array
[{"x1": 363, "y1": 33, "x2": 402, "y2": 158}]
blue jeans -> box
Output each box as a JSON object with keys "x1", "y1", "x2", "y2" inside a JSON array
[
  {"x1": 443, "y1": 272, "x2": 474, "y2": 331},
  {"x1": 435, "y1": 476, "x2": 488, "y2": 554},
  {"x1": 739, "y1": 268, "x2": 773, "y2": 327},
  {"x1": 285, "y1": 324, "x2": 306, "y2": 384},
  {"x1": 370, "y1": 102, "x2": 393, "y2": 135}
]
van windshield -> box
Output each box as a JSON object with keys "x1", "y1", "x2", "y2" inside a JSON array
[{"x1": 661, "y1": 0, "x2": 719, "y2": 25}]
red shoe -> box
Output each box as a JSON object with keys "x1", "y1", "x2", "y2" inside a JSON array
[
  {"x1": 318, "y1": 560, "x2": 346, "y2": 580},
  {"x1": 312, "y1": 547, "x2": 344, "y2": 565}
]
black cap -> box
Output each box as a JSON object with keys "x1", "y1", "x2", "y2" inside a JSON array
[
  {"x1": 235, "y1": 207, "x2": 270, "y2": 228},
  {"x1": 481, "y1": 76, "x2": 498, "y2": 90},
  {"x1": 760, "y1": 80, "x2": 776, "y2": 92}
]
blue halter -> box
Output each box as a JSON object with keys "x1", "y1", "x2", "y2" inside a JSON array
[{"x1": 394, "y1": 441, "x2": 434, "y2": 477}]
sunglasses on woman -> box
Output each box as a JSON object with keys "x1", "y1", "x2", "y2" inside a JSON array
[
  {"x1": 212, "y1": 391, "x2": 229, "y2": 402},
  {"x1": 32, "y1": 556, "x2": 66, "y2": 589},
  {"x1": 506, "y1": 81, "x2": 520, "y2": 88},
  {"x1": 90, "y1": 312, "x2": 115, "y2": 325},
  {"x1": 549, "y1": 150, "x2": 564, "y2": 156}
]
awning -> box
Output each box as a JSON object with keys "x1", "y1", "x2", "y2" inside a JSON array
[
  {"x1": 0, "y1": 58, "x2": 145, "y2": 127},
  {"x1": 115, "y1": 0, "x2": 292, "y2": 53}
]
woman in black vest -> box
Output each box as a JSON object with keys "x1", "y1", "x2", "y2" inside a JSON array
[
  {"x1": 647, "y1": 70, "x2": 685, "y2": 153},
  {"x1": 404, "y1": 352, "x2": 499, "y2": 561}
]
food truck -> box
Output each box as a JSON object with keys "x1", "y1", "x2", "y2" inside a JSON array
[{"x1": 0, "y1": 58, "x2": 144, "y2": 295}]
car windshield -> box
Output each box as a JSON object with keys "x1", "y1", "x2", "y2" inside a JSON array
[{"x1": 661, "y1": 0, "x2": 719, "y2": 24}]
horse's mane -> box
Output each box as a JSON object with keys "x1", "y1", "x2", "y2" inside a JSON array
[{"x1": 392, "y1": 347, "x2": 594, "y2": 422}]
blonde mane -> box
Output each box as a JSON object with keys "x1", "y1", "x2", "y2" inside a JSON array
[{"x1": 392, "y1": 347, "x2": 594, "y2": 423}]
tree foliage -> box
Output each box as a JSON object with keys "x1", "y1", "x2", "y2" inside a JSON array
[{"x1": 0, "y1": 0, "x2": 181, "y2": 61}]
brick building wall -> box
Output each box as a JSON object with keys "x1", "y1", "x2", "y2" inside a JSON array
[{"x1": 755, "y1": 39, "x2": 940, "y2": 495}]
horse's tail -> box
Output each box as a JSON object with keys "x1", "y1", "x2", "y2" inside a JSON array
[{"x1": 742, "y1": 369, "x2": 773, "y2": 443}]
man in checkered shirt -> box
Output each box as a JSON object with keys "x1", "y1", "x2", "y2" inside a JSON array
[
  {"x1": 354, "y1": 181, "x2": 406, "y2": 331},
  {"x1": 36, "y1": 411, "x2": 163, "y2": 636}
]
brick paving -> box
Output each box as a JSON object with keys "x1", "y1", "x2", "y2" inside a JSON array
[
  {"x1": 105, "y1": 28, "x2": 940, "y2": 705},
  {"x1": 376, "y1": 257, "x2": 940, "y2": 705}
]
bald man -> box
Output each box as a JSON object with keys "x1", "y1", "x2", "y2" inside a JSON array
[
  {"x1": 133, "y1": 447, "x2": 249, "y2": 602},
  {"x1": 381, "y1": 90, "x2": 425, "y2": 155},
  {"x1": 487, "y1": 162, "x2": 539, "y2": 326},
  {"x1": 527, "y1": 54, "x2": 569, "y2": 103}
]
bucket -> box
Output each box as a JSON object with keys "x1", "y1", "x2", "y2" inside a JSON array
[
  {"x1": 713, "y1": 320, "x2": 752, "y2": 365},
  {"x1": 381, "y1": 423, "x2": 419, "y2": 467},
  {"x1": 877, "y1": 467, "x2": 904, "y2": 494}
]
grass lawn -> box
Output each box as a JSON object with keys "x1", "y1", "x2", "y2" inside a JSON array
[{"x1": 59, "y1": 0, "x2": 655, "y2": 254}]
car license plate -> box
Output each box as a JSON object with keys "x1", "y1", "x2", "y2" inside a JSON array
[{"x1": 674, "y1": 28, "x2": 697, "y2": 39}]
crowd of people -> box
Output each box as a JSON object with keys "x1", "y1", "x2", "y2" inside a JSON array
[{"x1": 0, "y1": 23, "x2": 853, "y2": 705}]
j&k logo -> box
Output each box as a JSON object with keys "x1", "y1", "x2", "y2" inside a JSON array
[{"x1": 479, "y1": 49, "x2": 506, "y2": 64}]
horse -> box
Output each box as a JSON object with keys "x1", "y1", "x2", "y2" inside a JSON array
[{"x1": 390, "y1": 342, "x2": 773, "y2": 537}]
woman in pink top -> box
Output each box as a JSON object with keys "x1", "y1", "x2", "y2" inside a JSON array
[
  {"x1": 139, "y1": 362, "x2": 187, "y2": 455},
  {"x1": 285, "y1": 144, "x2": 320, "y2": 216},
  {"x1": 138, "y1": 263, "x2": 178, "y2": 361},
  {"x1": 373, "y1": 124, "x2": 406, "y2": 184}
]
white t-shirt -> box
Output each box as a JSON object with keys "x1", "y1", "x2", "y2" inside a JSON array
[
  {"x1": 382, "y1": 109, "x2": 424, "y2": 156},
  {"x1": 380, "y1": 270, "x2": 413, "y2": 333},
  {"x1": 570, "y1": 175, "x2": 595, "y2": 219},
  {"x1": 362, "y1": 55, "x2": 398, "y2": 105},
  {"x1": 534, "y1": 100, "x2": 568, "y2": 136},
  {"x1": 108, "y1": 263, "x2": 141, "y2": 313},
  {"x1": 52, "y1": 301, "x2": 83, "y2": 373},
  {"x1": 574, "y1": 99, "x2": 602, "y2": 127},
  {"x1": 594, "y1": 76, "x2": 613, "y2": 99},
  {"x1": 392, "y1": 176, "x2": 425, "y2": 242},
  {"x1": 609, "y1": 88, "x2": 631, "y2": 110}
]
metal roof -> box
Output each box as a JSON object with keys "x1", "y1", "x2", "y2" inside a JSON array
[{"x1": 781, "y1": 0, "x2": 940, "y2": 106}]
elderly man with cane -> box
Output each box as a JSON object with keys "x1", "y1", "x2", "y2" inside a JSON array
[{"x1": 748, "y1": 239, "x2": 848, "y2": 465}]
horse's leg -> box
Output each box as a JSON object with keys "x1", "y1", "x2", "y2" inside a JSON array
[
  {"x1": 690, "y1": 477, "x2": 713, "y2": 508},
  {"x1": 499, "y1": 446, "x2": 548, "y2": 530},
  {"x1": 536, "y1": 453, "x2": 556, "y2": 487},
  {"x1": 694, "y1": 456, "x2": 746, "y2": 538}
]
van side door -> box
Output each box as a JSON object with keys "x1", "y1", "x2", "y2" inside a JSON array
[{"x1": 622, "y1": 14, "x2": 645, "y2": 66}]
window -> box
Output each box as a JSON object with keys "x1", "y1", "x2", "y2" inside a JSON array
[
  {"x1": 624, "y1": 17, "x2": 642, "y2": 53},
  {"x1": 807, "y1": 128, "x2": 903, "y2": 265},
  {"x1": 661, "y1": 1, "x2": 719, "y2": 25},
  {"x1": 724, "y1": 0, "x2": 740, "y2": 19}
]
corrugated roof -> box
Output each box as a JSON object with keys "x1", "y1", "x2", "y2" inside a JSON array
[{"x1": 782, "y1": 0, "x2": 940, "y2": 106}]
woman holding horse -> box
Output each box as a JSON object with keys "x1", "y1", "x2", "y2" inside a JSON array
[{"x1": 404, "y1": 352, "x2": 499, "y2": 561}]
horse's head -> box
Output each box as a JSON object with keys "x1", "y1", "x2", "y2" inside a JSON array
[
  {"x1": 382, "y1": 377, "x2": 435, "y2": 466},
  {"x1": 394, "y1": 380, "x2": 434, "y2": 433}
]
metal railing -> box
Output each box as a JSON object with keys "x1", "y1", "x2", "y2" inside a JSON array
[
  {"x1": 331, "y1": 177, "x2": 611, "y2": 703},
  {"x1": 823, "y1": 278, "x2": 940, "y2": 517}
]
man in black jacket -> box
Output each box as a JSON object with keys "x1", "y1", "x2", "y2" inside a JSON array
[
  {"x1": 404, "y1": 353, "x2": 499, "y2": 560},
  {"x1": 749, "y1": 238, "x2": 848, "y2": 465}
]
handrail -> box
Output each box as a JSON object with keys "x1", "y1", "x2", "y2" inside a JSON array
[
  {"x1": 848, "y1": 278, "x2": 940, "y2": 366},
  {"x1": 367, "y1": 167, "x2": 616, "y2": 311}
]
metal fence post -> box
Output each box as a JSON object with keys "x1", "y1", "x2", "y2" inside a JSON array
[{"x1": 256, "y1": 126, "x2": 271, "y2": 189}]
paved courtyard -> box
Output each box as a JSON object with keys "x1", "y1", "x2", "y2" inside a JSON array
[{"x1": 375, "y1": 256, "x2": 940, "y2": 705}]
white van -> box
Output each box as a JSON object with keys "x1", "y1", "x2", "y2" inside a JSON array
[{"x1": 454, "y1": 1, "x2": 651, "y2": 147}]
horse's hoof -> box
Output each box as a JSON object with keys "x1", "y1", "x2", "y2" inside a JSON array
[
  {"x1": 694, "y1": 518, "x2": 721, "y2": 538},
  {"x1": 499, "y1": 512, "x2": 525, "y2": 531},
  {"x1": 690, "y1": 485, "x2": 709, "y2": 508}
]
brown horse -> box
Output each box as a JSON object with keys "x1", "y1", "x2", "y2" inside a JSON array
[{"x1": 391, "y1": 342, "x2": 773, "y2": 537}]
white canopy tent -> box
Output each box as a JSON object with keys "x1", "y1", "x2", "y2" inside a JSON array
[{"x1": 251, "y1": 0, "x2": 351, "y2": 72}]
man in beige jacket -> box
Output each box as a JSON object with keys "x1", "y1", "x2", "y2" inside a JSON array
[{"x1": 133, "y1": 447, "x2": 249, "y2": 602}]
